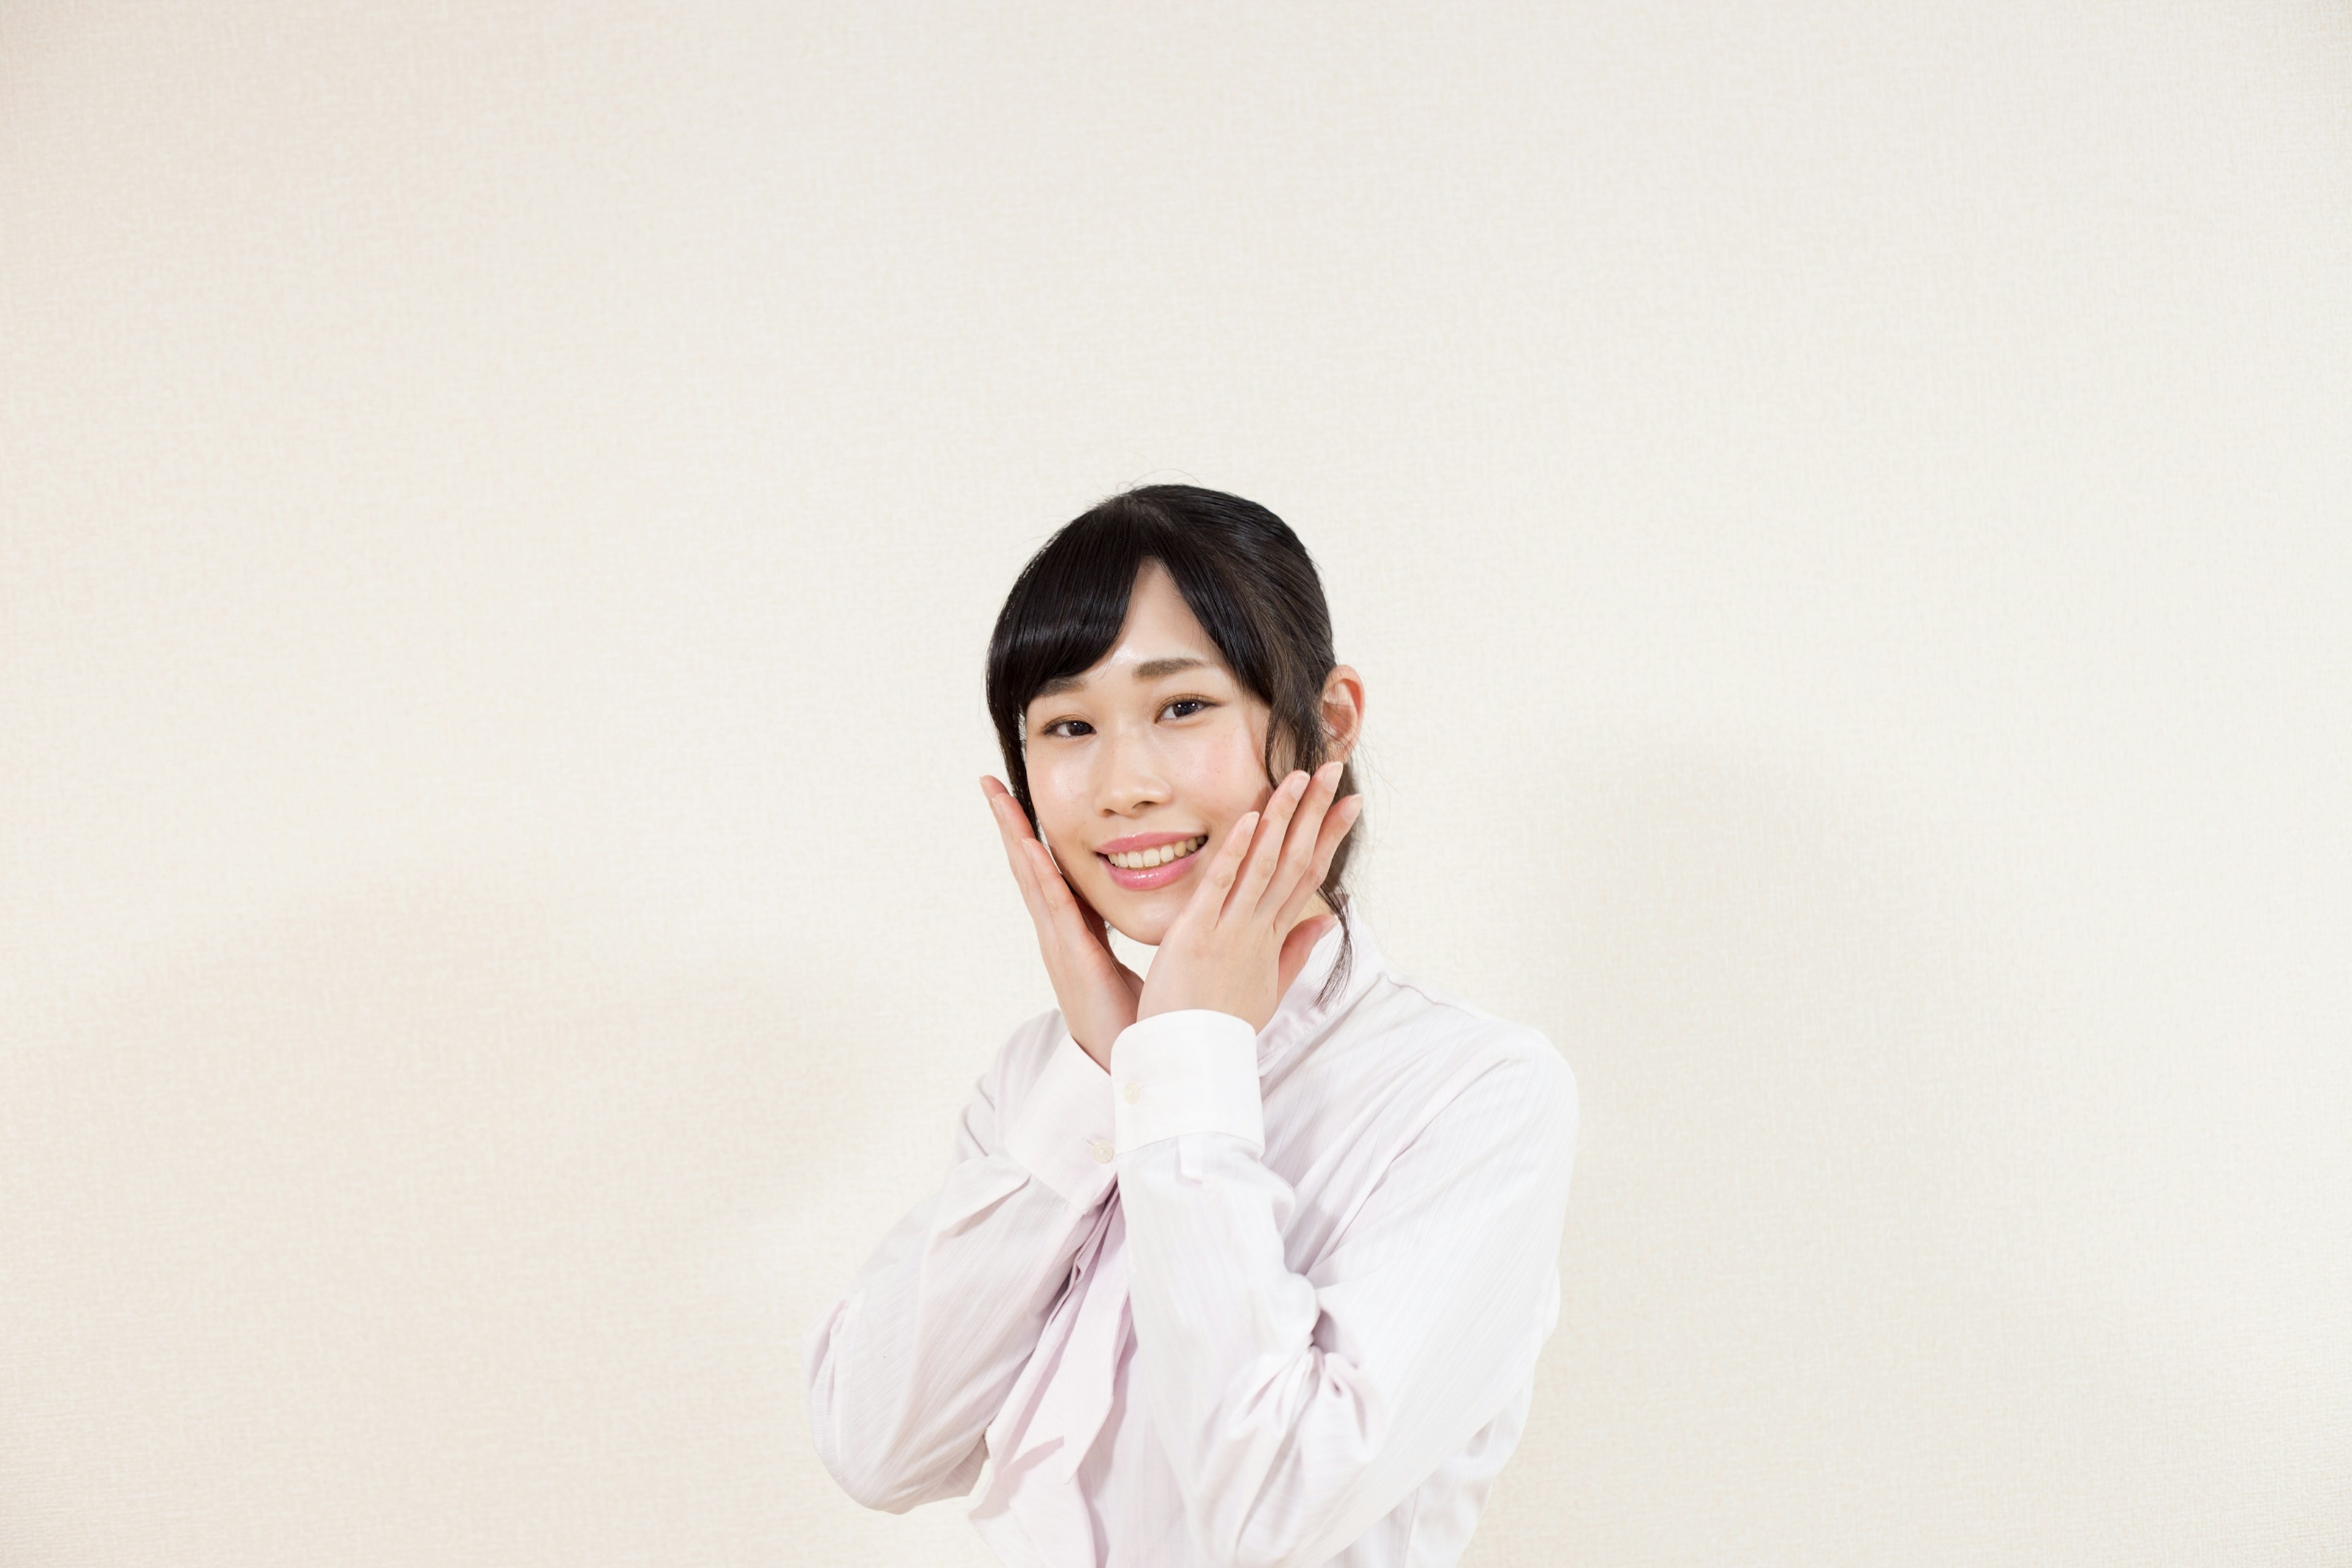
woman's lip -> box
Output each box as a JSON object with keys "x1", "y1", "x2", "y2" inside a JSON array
[
  {"x1": 1098, "y1": 843, "x2": 1205, "y2": 891},
  {"x1": 1097, "y1": 830, "x2": 1203, "y2": 854}
]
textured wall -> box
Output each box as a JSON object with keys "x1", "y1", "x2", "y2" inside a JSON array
[{"x1": 4, "y1": 4, "x2": 2346, "y2": 1564}]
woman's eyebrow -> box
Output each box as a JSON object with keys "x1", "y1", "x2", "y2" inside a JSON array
[{"x1": 1033, "y1": 655, "x2": 1212, "y2": 701}]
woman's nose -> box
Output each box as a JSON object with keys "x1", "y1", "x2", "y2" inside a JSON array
[{"x1": 1095, "y1": 731, "x2": 1170, "y2": 815}]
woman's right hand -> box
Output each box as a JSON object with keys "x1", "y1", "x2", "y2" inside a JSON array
[{"x1": 981, "y1": 776, "x2": 1144, "y2": 1070}]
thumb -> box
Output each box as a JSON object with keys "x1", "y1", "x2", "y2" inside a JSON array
[{"x1": 1276, "y1": 914, "x2": 1339, "y2": 998}]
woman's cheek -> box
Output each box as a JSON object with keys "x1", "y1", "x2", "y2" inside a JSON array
[
  {"x1": 1191, "y1": 748, "x2": 1264, "y2": 820},
  {"x1": 1027, "y1": 779, "x2": 1081, "y2": 854}
]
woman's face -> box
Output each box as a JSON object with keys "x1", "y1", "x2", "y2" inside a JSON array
[{"x1": 1022, "y1": 560, "x2": 1281, "y2": 946}]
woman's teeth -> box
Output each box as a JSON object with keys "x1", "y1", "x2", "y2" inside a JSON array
[{"x1": 1106, "y1": 835, "x2": 1207, "y2": 870}]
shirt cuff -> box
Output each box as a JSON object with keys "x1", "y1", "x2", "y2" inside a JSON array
[
  {"x1": 1108, "y1": 1009, "x2": 1265, "y2": 1156},
  {"x1": 1002, "y1": 1027, "x2": 1120, "y2": 1210}
]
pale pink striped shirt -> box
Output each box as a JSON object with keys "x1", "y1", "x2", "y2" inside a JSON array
[{"x1": 803, "y1": 913, "x2": 1580, "y2": 1567}]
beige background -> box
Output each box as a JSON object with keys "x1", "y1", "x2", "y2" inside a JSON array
[{"x1": 4, "y1": 4, "x2": 2347, "y2": 1564}]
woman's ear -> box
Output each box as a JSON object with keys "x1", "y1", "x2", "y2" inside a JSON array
[{"x1": 1320, "y1": 664, "x2": 1366, "y2": 763}]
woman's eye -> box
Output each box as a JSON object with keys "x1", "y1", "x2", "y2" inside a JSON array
[{"x1": 1039, "y1": 700, "x2": 1210, "y2": 738}]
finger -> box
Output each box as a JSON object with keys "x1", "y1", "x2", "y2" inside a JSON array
[
  {"x1": 1276, "y1": 912, "x2": 1339, "y2": 998},
  {"x1": 989, "y1": 785, "x2": 1102, "y2": 971},
  {"x1": 1023, "y1": 835, "x2": 1109, "y2": 957},
  {"x1": 1015, "y1": 837, "x2": 1085, "y2": 964},
  {"x1": 1180, "y1": 807, "x2": 1260, "y2": 935},
  {"x1": 1272, "y1": 791, "x2": 1364, "y2": 930},
  {"x1": 983, "y1": 779, "x2": 1056, "y2": 930},
  {"x1": 1265, "y1": 760, "x2": 1344, "y2": 918},
  {"x1": 1232, "y1": 769, "x2": 1311, "y2": 918},
  {"x1": 1022, "y1": 835, "x2": 1084, "y2": 921},
  {"x1": 982, "y1": 776, "x2": 1041, "y2": 859},
  {"x1": 985, "y1": 780, "x2": 1126, "y2": 1018},
  {"x1": 1079, "y1": 894, "x2": 1128, "y2": 964},
  {"x1": 1085, "y1": 899, "x2": 1144, "y2": 997}
]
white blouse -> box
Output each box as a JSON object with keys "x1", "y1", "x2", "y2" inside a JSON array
[{"x1": 803, "y1": 913, "x2": 1580, "y2": 1567}]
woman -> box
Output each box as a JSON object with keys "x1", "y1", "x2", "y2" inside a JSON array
[{"x1": 804, "y1": 485, "x2": 1580, "y2": 1567}]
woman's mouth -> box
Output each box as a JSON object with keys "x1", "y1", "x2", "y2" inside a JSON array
[{"x1": 1098, "y1": 834, "x2": 1208, "y2": 891}]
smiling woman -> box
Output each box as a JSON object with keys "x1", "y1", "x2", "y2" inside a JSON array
[
  {"x1": 986, "y1": 488, "x2": 1368, "y2": 997},
  {"x1": 804, "y1": 485, "x2": 1581, "y2": 1568},
  {"x1": 1022, "y1": 587, "x2": 1284, "y2": 904}
]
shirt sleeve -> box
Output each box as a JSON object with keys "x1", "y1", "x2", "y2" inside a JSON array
[
  {"x1": 1107, "y1": 1008, "x2": 1580, "y2": 1568},
  {"x1": 802, "y1": 1014, "x2": 1118, "y2": 1513}
]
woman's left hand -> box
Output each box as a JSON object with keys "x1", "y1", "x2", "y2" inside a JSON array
[{"x1": 1136, "y1": 760, "x2": 1365, "y2": 1034}]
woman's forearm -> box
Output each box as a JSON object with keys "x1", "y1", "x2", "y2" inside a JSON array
[
  {"x1": 1108, "y1": 1011, "x2": 1578, "y2": 1567},
  {"x1": 804, "y1": 1023, "x2": 1118, "y2": 1512}
]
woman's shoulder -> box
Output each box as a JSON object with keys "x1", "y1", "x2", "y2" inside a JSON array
[
  {"x1": 1268, "y1": 955, "x2": 1578, "y2": 1224},
  {"x1": 1353, "y1": 942, "x2": 1571, "y2": 1063},
  {"x1": 1319, "y1": 952, "x2": 1578, "y2": 1131},
  {"x1": 990, "y1": 1004, "x2": 1077, "y2": 1071}
]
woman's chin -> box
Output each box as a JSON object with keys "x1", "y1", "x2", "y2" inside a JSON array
[{"x1": 1104, "y1": 906, "x2": 1175, "y2": 948}]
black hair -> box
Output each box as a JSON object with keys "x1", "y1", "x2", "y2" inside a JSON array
[{"x1": 985, "y1": 484, "x2": 1361, "y2": 1008}]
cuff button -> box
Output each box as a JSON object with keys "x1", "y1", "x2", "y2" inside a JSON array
[{"x1": 1090, "y1": 1139, "x2": 1115, "y2": 1163}]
